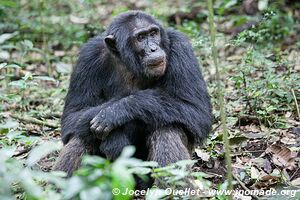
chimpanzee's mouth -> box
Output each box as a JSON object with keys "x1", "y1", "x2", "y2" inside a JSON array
[{"x1": 148, "y1": 60, "x2": 165, "y2": 68}]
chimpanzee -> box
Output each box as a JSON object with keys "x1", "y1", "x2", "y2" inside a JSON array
[{"x1": 54, "y1": 11, "x2": 212, "y2": 183}]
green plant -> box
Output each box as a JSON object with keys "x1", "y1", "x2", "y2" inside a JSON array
[
  {"x1": 231, "y1": 48, "x2": 300, "y2": 127},
  {"x1": 64, "y1": 146, "x2": 156, "y2": 200},
  {"x1": 0, "y1": 143, "x2": 65, "y2": 200},
  {"x1": 234, "y1": 11, "x2": 294, "y2": 45}
]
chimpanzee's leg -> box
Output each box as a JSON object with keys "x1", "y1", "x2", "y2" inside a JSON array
[
  {"x1": 54, "y1": 122, "x2": 142, "y2": 177},
  {"x1": 53, "y1": 137, "x2": 100, "y2": 177},
  {"x1": 54, "y1": 130, "x2": 132, "y2": 177},
  {"x1": 147, "y1": 126, "x2": 194, "y2": 188},
  {"x1": 147, "y1": 126, "x2": 192, "y2": 166},
  {"x1": 99, "y1": 120, "x2": 148, "y2": 160},
  {"x1": 99, "y1": 128, "x2": 133, "y2": 160}
]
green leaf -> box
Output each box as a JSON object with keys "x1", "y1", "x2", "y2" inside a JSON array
[
  {"x1": 120, "y1": 146, "x2": 135, "y2": 158},
  {"x1": 22, "y1": 40, "x2": 33, "y2": 49},
  {"x1": 0, "y1": 0, "x2": 17, "y2": 7},
  {"x1": 19, "y1": 170, "x2": 43, "y2": 198},
  {"x1": 9, "y1": 80, "x2": 26, "y2": 89},
  {"x1": 34, "y1": 76, "x2": 57, "y2": 82},
  {"x1": 173, "y1": 159, "x2": 196, "y2": 167},
  {"x1": 258, "y1": 0, "x2": 268, "y2": 11},
  {"x1": 145, "y1": 188, "x2": 166, "y2": 200},
  {"x1": 26, "y1": 141, "x2": 62, "y2": 166},
  {"x1": 80, "y1": 187, "x2": 103, "y2": 200},
  {"x1": 129, "y1": 167, "x2": 151, "y2": 175},
  {"x1": 0, "y1": 62, "x2": 7, "y2": 69},
  {"x1": 55, "y1": 62, "x2": 72, "y2": 74},
  {"x1": 6, "y1": 131, "x2": 24, "y2": 143},
  {"x1": 5, "y1": 64, "x2": 21, "y2": 69},
  {"x1": 137, "y1": 161, "x2": 158, "y2": 167},
  {"x1": 23, "y1": 72, "x2": 33, "y2": 80},
  {"x1": 0, "y1": 118, "x2": 19, "y2": 129},
  {"x1": 0, "y1": 32, "x2": 18, "y2": 44},
  {"x1": 64, "y1": 176, "x2": 85, "y2": 199},
  {"x1": 111, "y1": 165, "x2": 134, "y2": 200},
  {"x1": 20, "y1": 136, "x2": 41, "y2": 146}
]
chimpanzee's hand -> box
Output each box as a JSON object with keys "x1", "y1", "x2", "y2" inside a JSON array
[{"x1": 90, "y1": 101, "x2": 129, "y2": 140}]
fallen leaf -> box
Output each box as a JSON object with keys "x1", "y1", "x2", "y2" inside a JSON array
[
  {"x1": 266, "y1": 144, "x2": 297, "y2": 170},
  {"x1": 70, "y1": 15, "x2": 89, "y2": 24},
  {"x1": 251, "y1": 158, "x2": 266, "y2": 168},
  {"x1": 252, "y1": 175, "x2": 280, "y2": 189},
  {"x1": 285, "y1": 112, "x2": 292, "y2": 118},
  {"x1": 195, "y1": 149, "x2": 210, "y2": 162},
  {"x1": 54, "y1": 51, "x2": 66, "y2": 57},
  {"x1": 263, "y1": 159, "x2": 272, "y2": 174},
  {"x1": 242, "y1": 124, "x2": 260, "y2": 133},
  {"x1": 280, "y1": 137, "x2": 297, "y2": 145},
  {"x1": 229, "y1": 135, "x2": 248, "y2": 145},
  {"x1": 248, "y1": 125, "x2": 260, "y2": 133},
  {"x1": 291, "y1": 178, "x2": 300, "y2": 186},
  {"x1": 251, "y1": 166, "x2": 260, "y2": 179},
  {"x1": 233, "y1": 193, "x2": 252, "y2": 200},
  {"x1": 29, "y1": 52, "x2": 42, "y2": 60},
  {"x1": 55, "y1": 62, "x2": 72, "y2": 74},
  {"x1": 244, "y1": 132, "x2": 266, "y2": 139},
  {"x1": 291, "y1": 127, "x2": 300, "y2": 135}
]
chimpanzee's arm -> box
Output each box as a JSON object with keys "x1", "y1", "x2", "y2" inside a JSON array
[
  {"x1": 61, "y1": 36, "x2": 113, "y2": 144},
  {"x1": 91, "y1": 31, "x2": 212, "y2": 144}
]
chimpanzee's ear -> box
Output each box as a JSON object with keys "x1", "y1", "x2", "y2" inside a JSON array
[{"x1": 104, "y1": 35, "x2": 118, "y2": 53}]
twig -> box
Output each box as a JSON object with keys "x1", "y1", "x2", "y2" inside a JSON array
[
  {"x1": 211, "y1": 122, "x2": 222, "y2": 132},
  {"x1": 231, "y1": 150, "x2": 265, "y2": 156},
  {"x1": 12, "y1": 147, "x2": 32, "y2": 157},
  {"x1": 232, "y1": 173, "x2": 259, "y2": 200},
  {"x1": 207, "y1": 0, "x2": 233, "y2": 194},
  {"x1": 291, "y1": 89, "x2": 300, "y2": 121},
  {"x1": 41, "y1": 112, "x2": 62, "y2": 119},
  {"x1": 290, "y1": 168, "x2": 300, "y2": 180},
  {"x1": 10, "y1": 113, "x2": 59, "y2": 129}
]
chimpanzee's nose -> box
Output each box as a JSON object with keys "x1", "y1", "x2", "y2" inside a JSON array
[
  {"x1": 150, "y1": 44, "x2": 157, "y2": 52},
  {"x1": 151, "y1": 47, "x2": 157, "y2": 52}
]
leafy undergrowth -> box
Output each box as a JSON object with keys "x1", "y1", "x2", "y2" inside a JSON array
[{"x1": 0, "y1": 0, "x2": 300, "y2": 199}]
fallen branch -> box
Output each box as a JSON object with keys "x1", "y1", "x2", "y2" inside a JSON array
[
  {"x1": 10, "y1": 113, "x2": 59, "y2": 129},
  {"x1": 41, "y1": 112, "x2": 62, "y2": 118},
  {"x1": 12, "y1": 147, "x2": 32, "y2": 157},
  {"x1": 232, "y1": 173, "x2": 259, "y2": 200}
]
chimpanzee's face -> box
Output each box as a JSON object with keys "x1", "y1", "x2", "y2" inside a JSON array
[
  {"x1": 104, "y1": 17, "x2": 167, "y2": 79},
  {"x1": 131, "y1": 20, "x2": 167, "y2": 78}
]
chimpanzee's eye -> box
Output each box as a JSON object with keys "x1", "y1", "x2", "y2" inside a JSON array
[
  {"x1": 150, "y1": 30, "x2": 157, "y2": 37},
  {"x1": 137, "y1": 34, "x2": 145, "y2": 42}
]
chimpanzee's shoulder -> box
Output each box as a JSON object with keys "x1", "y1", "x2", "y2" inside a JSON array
[
  {"x1": 79, "y1": 36, "x2": 109, "y2": 58},
  {"x1": 166, "y1": 29, "x2": 190, "y2": 45}
]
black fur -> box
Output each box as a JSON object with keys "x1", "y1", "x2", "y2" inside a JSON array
[{"x1": 54, "y1": 11, "x2": 212, "y2": 184}]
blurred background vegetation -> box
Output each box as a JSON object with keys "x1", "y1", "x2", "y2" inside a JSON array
[{"x1": 0, "y1": 0, "x2": 299, "y2": 199}]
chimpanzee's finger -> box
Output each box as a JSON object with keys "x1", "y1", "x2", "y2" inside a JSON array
[
  {"x1": 90, "y1": 117, "x2": 96, "y2": 125},
  {"x1": 101, "y1": 129, "x2": 111, "y2": 140},
  {"x1": 95, "y1": 124, "x2": 105, "y2": 133},
  {"x1": 90, "y1": 122, "x2": 99, "y2": 132}
]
